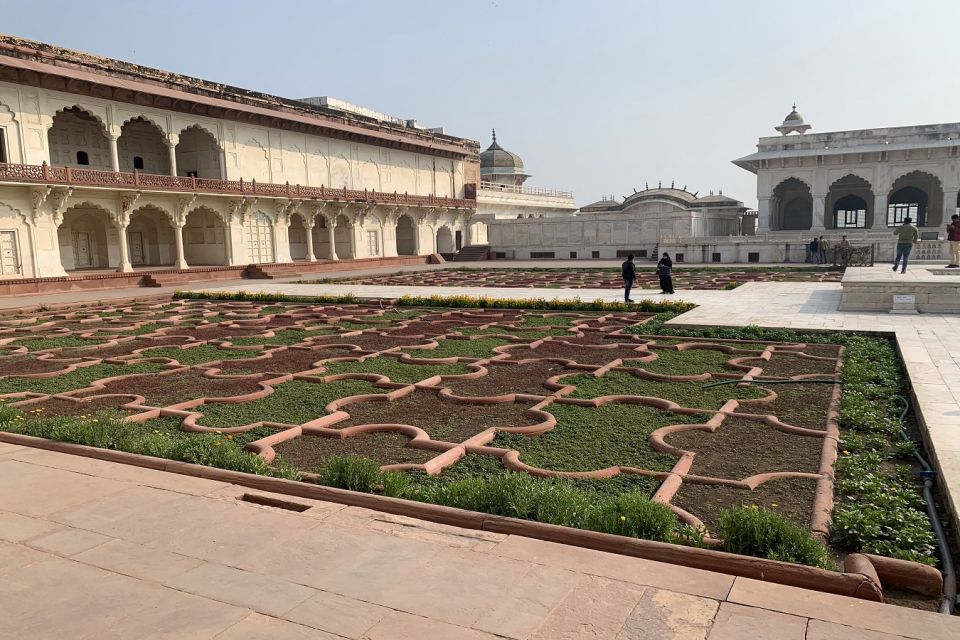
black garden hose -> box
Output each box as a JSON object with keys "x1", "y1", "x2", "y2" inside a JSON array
[{"x1": 701, "y1": 378, "x2": 957, "y2": 613}]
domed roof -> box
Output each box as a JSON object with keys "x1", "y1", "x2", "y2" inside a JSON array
[
  {"x1": 480, "y1": 129, "x2": 525, "y2": 172},
  {"x1": 783, "y1": 105, "x2": 805, "y2": 125}
]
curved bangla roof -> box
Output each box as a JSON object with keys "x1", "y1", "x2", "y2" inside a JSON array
[{"x1": 622, "y1": 187, "x2": 698, "y2": 208}]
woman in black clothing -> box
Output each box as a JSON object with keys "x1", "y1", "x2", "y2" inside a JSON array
[{"x1": 657, "y1": 253, "x2": 674, "y2": 294}]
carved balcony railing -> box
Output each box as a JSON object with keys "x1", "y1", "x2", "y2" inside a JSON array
[{"x1": 0, "y1": 162, "x2": 477, "y2": 209}]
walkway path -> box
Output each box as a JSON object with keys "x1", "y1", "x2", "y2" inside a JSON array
[
  {"x1": 196, "y1": 280, "x2": 960, "y2": 533},
  {"x1": 1, "y1": 444, "x2": 957, "y2": 639}
]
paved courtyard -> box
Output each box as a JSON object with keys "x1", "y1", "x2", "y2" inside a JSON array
[{"x1": 2, "y1": 444, "x2": 958, "y2": 639}]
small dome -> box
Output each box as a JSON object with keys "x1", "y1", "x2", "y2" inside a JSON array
[
  {"x1": 480, "y1": 130, "x2": 525, "y2": 172},
  {"x1": 783, "y1": 105, "x2": 805, "y2": 125}
]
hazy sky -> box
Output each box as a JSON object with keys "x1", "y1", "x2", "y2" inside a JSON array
[{"x1": 5, "y1": 0, "x2": 960, "y2": 207}]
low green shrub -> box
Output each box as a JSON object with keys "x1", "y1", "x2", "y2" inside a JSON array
[
  {"x1": 587, "y1": 492, "x2": 678, "y2": 541},
  {"x1": 716, "y1": 506, "x2": 834, "y2": 569},
  {"x1": 321, "y1": 455, "x2": 382, "y2": 492},
  {"x1": 0, "y1": 410, "x2": 297, "y2": 480},
  {"x1": 381, "y1": 471, "x2": 412, "y2": 498}
]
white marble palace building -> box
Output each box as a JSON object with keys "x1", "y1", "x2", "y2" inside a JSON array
[
  {"x1": 486, "y1": 182, "x2": 751, "y2": 261},
  {"x1": 723, "y1": 107, "x2": 960, "y2": 262},
  {"x1": 0, "y1": 35, "x2": 480, "y2": 279}
]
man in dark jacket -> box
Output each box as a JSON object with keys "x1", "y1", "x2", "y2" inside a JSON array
[{"x1": 622, "y1": 254, "x2": 636, "y2": 303}]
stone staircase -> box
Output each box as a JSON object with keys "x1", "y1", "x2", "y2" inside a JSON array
[{"x1": 450, "y1": 245, "x2": 491, "y2": 262}]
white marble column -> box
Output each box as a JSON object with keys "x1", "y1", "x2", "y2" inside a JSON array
[
  {"x1": 756, "y1": 197, "x2": 771, "y2": 233},
  {"x1": 166, "y1": 138, "x2": 178, "y2": 177},
  {"x1": 873, "y1": 192, "x2": 888, "y2": 229},
  {"x1": 327, "y1": 222, "x2": 338, "y2": 260},
  {"x1": 944, "y1": 189, "x2": 959, "y2": 227},
  {"x1": 305, "y1": 220, "x2": 316, "y2": 261},
  {"x1": 117, "y1": 223, "x2": 133, "y2": 272},
  {"x1": 811, "y1": 193, "x2": 827, "y2": 231},
  {"x1": 108, "y1": 135, "x2": 121, "y2": 173},
  {"x1": 173, "y1": 223, "x2": 188, "y2": 270},
  {"x1": 383, "y1": 221, "x2": 398, "y2": 257}
]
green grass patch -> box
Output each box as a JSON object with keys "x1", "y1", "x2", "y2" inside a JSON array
[
  {"x1": 0, "y1": 362, "x2": 165, "y2": 395},
  {"x1": 404, "y1": 338, "x2": 512, "y2": 360},
  {"x1": 141, "y1": 345, "x2": 264, "y2": 366},
  {"x1": 455, "y1": 326, "x2": 571, "y2": 338},
  {"x1": 10, "y1": 336, "x2": 106, "y2": 351},
  {"x1": 718, "y1": 506, "x2": 834, "y2": 569},
  {"x1": 494, "y1": 402, "x2": 700, "y2": 474},
  {"x1": 195, "y1": 379, "x2": 387, "y2": 428},
  {"x1": 566, "y1": 371, "x2": 766, "y2": 410},
  {"x1": 228, "y1": 329, "x2": 319, "y2": 346},
  {"x1": 320, "y1": 357, "x2": 472, "y2": 384},
  {"x1": 639, "y1": 348, "x2": 739, "y2": 376}
]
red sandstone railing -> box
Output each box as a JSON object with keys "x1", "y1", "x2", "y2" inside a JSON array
[{"x1": 0, "y1": 162, "x2": 476, "y2": 209}]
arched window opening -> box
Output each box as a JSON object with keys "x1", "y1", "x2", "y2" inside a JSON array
[
  {"x1": 833, "y1": 195, "x2": 867, "y2": 229},
  {"x1": 76, "y1": 151, "x2": 89, "y2": 165},
  {"x1": 888, "y1": 186, "x2": 927, "y2": 227},
  {"x1": 133, "y1": 156, "x2": 144, "y2": 170}
]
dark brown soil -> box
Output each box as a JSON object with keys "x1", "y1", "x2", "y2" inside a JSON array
[
  {"x1": 881, "y1": 588, "x2": 941, "y2": 612},
  {"x1": 185, "y1": 325, "x2": 270, "y2": 341},
  {"x1": 334, "y1": 390, "x2": 540, "y2": 442},
  {"x1": 273, "y1": 432, "x2": 438, "y2": 471},
  {"x1": 754, "y1": 384, "x2": 837, "y2": 430},
  {"x1": 75, "y1": 370, "x2": 269, "y2": 407},
  {"x1": 665, "y1": 418, "x2": 824, "y2": 479},
  {"x1": 0, "y1": 356, "x2": 85, "y2": 376},
  {"x1": 444, "y1": 361, "x2": 570, "y2": 397},
  {"x1": 59, "y1": 336, "x2": 192, "y2": 359},
  {"x1": 558, "y1": 331, "x2": 640, "y2": 345},
  {"x1": 385, "y1": 320, "x2": 468, "y2": 336},
  {"x1": 506, "y1": 341, "x2": 649, "y2": 365},
  {"x1": 757, "y1": 353, "x2": 839, "y2": 378},
  {"x1": 216, "y1": 346, "x2": 355, "y2": 375},
  {"x1": 311, "y1": 333, "x2": 430, "y2": 352},
  {"x1": 671, "y1": 476, "x2": 817, "y2": 531},
  {"x1": 426, "y1": 310, "x2": 525, "y2": 324},
  {"x1": 793, "y1": 344, "x2": 844, "y2": 358},
  {"x1": 20, "y1": 397, "x2": 138, "y2": 419}
]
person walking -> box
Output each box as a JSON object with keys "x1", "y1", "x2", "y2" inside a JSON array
[
  {"x1": 946, "y1": 214, "x2": 960, "y2": 268},
  {"x1": 657, "y1": 252, "x2": 675, "y2": 294},
  {"x1": 621, "y1": 254, "x2": 636, "y2": 302},
  {"x1": 893, "y1": 217, "x2": 920, "y2": 273},
  {"x1": 818, "y1": 235, "x2": 828, "y2": 265},
  {"x1": 808, "y1": 237, "x2": 819, "y2": 263}
]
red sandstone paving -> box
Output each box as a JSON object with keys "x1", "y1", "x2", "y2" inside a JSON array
[
  {"x1": 443, "y1": 360, "x2": 571, "y2": 397},
  {"x1": 274, "y1": 432, "x2": 438, "y2": 471},
  {"x1": 664, "y1": 417, "x2": 823, "y2": 479},
  {"x1": 333, "y1": 389, "x2": 541, "y2": 442},
  {"x1": 74, "y1": 369, "x2": 271, "y2": 407}
]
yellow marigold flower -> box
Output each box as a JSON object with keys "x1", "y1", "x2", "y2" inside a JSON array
[{"x1": 619, "y1": 516, "x2": 626, "y2": 521}]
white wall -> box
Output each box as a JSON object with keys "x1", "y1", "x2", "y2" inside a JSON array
[{"x1": 0, "y1": 81, "x2": 470, "y2": 199}]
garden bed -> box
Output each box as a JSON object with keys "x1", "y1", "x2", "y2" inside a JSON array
[{"x1": 0, "y1": 294, "x2": 947, "y2": 609}]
